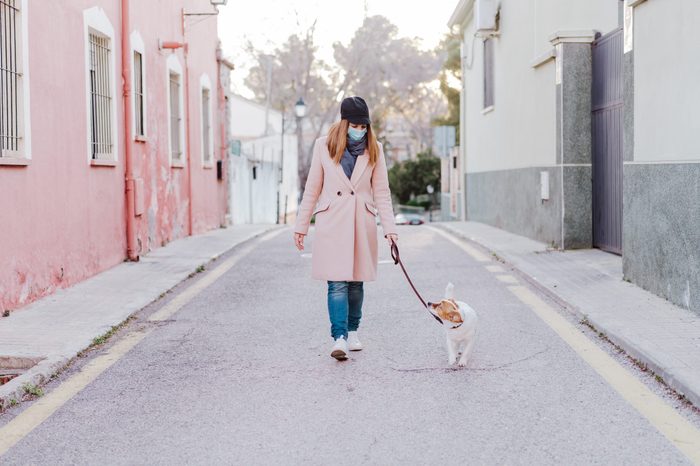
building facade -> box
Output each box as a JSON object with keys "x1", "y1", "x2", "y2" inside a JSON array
[
  {"x1": 228, "y1": 95, "x2": 299, "y2": 225},
  {"x1": 621, "y1": 0, "x2": 700, "y2": 312},
  {"x1": 0, "y1": 0, "x2": 229, "y2": 313},
  {"x1": 448, "y1": 0, "x2": 700, "y2": 312}
]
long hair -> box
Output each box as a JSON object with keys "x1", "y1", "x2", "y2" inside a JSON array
[{"x1": 326, "y1": 120, "x2": 379, "y2": 166}]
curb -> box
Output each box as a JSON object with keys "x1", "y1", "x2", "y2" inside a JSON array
[
  {"x1": 434, "y1": 223, "x2": 700, "y2": 409},
  {"x1": 0, "y1": 356, "x2": 68, "y2": 410},
  {"x1": 0, "y1": 225, "x2": 284, "y2": 410}
]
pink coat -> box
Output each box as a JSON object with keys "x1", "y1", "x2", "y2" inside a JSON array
[{"x1": 294, "y1": 136, "x2": 398, "y2": 282}]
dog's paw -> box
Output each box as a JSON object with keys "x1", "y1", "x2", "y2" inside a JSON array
[
  {"x1": 448, "y1": 357, "x2": 457, "y2": 365},
  {"x1": 457, "y1": 359, "x2": 468, "y2": 367}
]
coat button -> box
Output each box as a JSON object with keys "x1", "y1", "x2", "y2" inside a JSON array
[
  {"x1": 337, "y1": 191, "x2": 342, "y2": 196},
  {"x1": 351, "y1": 191, "x2": 355, "y2": 195}
]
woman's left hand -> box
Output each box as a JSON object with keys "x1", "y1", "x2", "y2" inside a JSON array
[{"x1": 386, "y1": 234, "x2": 398, "y2": 246}]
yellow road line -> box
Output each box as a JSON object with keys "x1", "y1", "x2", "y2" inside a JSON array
[
  {"x1": 495, "y1": 274, "x2": 519, "y2": 284},
  {"x1": 508, "y1": 285, "x2": 700, "y2": 464},
  {"x1": 486, "y1": 265, "x2": 505, "y2": 273},
  {"x1": 429, "y1": 227, "x2": 491, "y2": 263},
  {"x1": 0, "y1": 329, "x2": 151, "y2": 456},
  {"x1": 0, "y1": 227, "x2": 285, "y2": 457}
]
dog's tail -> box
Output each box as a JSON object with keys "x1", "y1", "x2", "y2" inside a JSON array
[{"x1": 445, "y1": 282, "x2": 455, "y2": 299}]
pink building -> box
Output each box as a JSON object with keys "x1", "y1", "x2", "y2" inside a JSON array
[{"x1": 0, "y1": 0, "x2": 230, "y2": 313}]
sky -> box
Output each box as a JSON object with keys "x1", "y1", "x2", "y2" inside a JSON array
[{"x1": 216, "y1": 0, "x2": 457, "y2": 98}]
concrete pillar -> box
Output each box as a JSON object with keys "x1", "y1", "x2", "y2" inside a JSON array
[{"x1": 550, "y1": 31, "x2": 597, "y2": 249}]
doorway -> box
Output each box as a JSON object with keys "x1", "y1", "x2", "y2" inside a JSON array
[{"x1": 591, "y1": 27, "x2": 624, "y2": 254}]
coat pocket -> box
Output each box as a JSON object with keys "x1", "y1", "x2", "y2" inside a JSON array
[
  {"x1": 365, "y1": 201, "x2": 378, "y2": 216},
  {"x1": 312, "y1": 200, "x2": 331, "y2": 216}
]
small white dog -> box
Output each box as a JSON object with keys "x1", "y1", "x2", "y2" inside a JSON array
[{"x1": 427, "y1": 283, "x2": 478, "y2": 367}]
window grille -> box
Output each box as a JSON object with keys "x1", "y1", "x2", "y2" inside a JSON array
[
  {"x1": 88, "y1": 32, "x2": 113, "y2": 158},
  {"x1": 483, "y1": 38, "x2": 495, "y2": 109},
  {"x1": 0, "y1": 0, "x2": 21, "y2": 156},
  {"x1": 169, "y1": 72, "x2": 182, "y2": 161},
  {"x1": 133, "y1": 51, "x2": 144, "y2": 137},
  {"x1": 201, "y1": 88, "x2": 211, "y2": 163}
]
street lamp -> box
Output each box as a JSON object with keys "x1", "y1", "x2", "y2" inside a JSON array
[
  {"x1": 295, "y1": 98, "x2": 307, "y2": 206},
  {"x1": 294, "y1": 98, "x2": 307, "y2": 118},
  {"x1": 276, "y1": 98, "x2": 306, "y2": 225},
  {"x1": 277, "y1": 107, "x2": 286, "y2": 225}
]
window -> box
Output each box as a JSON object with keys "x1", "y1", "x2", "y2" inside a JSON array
[
  {"x1": 84, "y1": 7, "x2": 117, "y2": 163},
  {"x1": 88, "y1": 32, "x2": 114, "y2": 159},
  {"x1": 169, "y1": 72, "x2": 182, "y2": 162},
  {"x1": 200, "y1": 74, "x2": 213, "y2": 166},
  {"x1": 166, "y1": 54, "x2": 184, "y2": 166},
  {"x1": 133, "y1": 51, "x2": 144, "y2": 137},
  {"x1": 1, "y1": 0, "x2": 29, "y2": 159},
  {"x1": 201, "y1": 88, "x2": 212, "y2": 164},
  {"x1": 131, "y1": 31, "x2": 146, "y2": 140},
  {"x1": 483, "y1": 37, "x2": 495, "y2": 109}
]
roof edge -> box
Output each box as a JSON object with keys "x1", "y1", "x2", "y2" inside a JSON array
[{"x1": 448, "y1": 0, "x2": 475, "y2": 29}]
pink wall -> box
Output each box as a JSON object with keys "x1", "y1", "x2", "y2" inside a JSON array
[{"x1": 0, "y1": 0, "x2": 228, "y2": 313}]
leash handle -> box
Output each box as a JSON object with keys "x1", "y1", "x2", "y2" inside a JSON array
[
  {"x1": 390, "y1": 238, "x2": 443, "y2": 325},
  {"x1": 390, "y1": 238, "x2": 400, "y2": 265}
]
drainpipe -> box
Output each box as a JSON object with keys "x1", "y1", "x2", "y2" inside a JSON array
[
  {"x1": 121, "y1": 0, "x2": 138, "y2": 261},
  {"x1": 181, "y1": 9, "x2": 194, "y2": 236}
]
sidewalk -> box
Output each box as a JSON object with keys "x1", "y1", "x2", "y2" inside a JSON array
[
  {"x1": 435, "y1": 221, "x2": 700, "y2": 408},
  {"x1": 0, "y1": 224, "x2": 280, "y2": 408}
]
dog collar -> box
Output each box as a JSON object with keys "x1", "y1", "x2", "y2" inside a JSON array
[{"x1": 449, "y1": 323, "x2": 463, "y2": 329}]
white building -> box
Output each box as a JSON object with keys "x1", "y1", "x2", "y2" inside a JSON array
[
  {"x1": 448, "y1": 0, "x2": 700, "y2": 312},
  {"x1": 228, "y1": 95, "x2": 299, "y2": 224}
]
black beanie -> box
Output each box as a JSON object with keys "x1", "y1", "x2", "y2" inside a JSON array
[{"x1": 340, "y1": 96, "x2": 371, "y2": 125}]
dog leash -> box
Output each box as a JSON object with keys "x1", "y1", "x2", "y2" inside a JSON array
[{"x1": 390, "y1": 239, "x2": 443, "y2": 325}]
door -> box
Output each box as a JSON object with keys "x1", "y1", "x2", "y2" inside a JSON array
[{"x1": 592, "y1": 28, "x2": 623, "y2": 255}]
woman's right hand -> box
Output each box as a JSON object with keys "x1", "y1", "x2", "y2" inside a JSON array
[{"x1": 294, "y1": 233, "x2": 305, "y2": 251}]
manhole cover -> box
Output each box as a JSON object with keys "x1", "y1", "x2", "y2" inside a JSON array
[
  {"x1": 0, "y1": 373, "x2": 19, "y2": 386},
  {"x1": 0, "y1": 355, "x2": 44, "y2": 386}
]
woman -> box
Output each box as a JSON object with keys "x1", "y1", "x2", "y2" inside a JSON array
[{"x1": 293, "y1": 96, "x2": 398, "y2": 361}]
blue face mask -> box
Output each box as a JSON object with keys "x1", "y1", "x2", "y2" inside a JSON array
[{"x1": 348, "y1": 126, "x2": 367, "y2": 141}]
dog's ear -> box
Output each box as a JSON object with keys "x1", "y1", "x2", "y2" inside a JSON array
[
  {"x1": 433, "y1": 302, "x2": 448, "y2": 318},
  {"x1": 451, "y1": 312, "x2": 464, "y2": 323}
]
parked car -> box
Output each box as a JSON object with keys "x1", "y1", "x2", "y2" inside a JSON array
[{"x1": 395, "y1": 213, "x2": 425, "y2": 225}]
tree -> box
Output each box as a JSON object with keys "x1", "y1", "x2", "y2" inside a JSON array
[
  {"x1": 334, "y1": 16, "x2": 445, "y2": 146},
  {"x1": 387, "y1": 150, "x2": 441, "y2": 204},
  {"x1": 244, "y1": 15, "x2": 447, "y2": 200},
  {"x1": 244, "y1": 23, "x2": 340, "y2": 200},
  {"x1": 433, "y1": 32, "x2": 461, "y2": 139}
]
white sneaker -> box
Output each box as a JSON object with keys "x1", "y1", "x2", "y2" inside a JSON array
[
  {"x1": 331, "y1": 337, "x2": 348, "y2": 360},
  {"x1": 347, "y1": 331, "x2": 363, "y2": 351}
]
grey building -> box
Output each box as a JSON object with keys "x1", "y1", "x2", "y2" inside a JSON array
[{"x1": 448, "y1": 0, "x2": 700, "y2": 313}]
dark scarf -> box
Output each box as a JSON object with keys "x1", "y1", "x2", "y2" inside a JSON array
[{"x1": 340, "y1": 135, "x2": 367, "y2": 179}]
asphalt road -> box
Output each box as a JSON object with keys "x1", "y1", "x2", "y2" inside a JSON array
[{"x1": 1, "y1": 225, "x2": 696, "y2": 465}]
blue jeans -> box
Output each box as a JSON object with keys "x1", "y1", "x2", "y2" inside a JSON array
[{"x1": 327, "y1": 281, "x2": 364, "y2": 340}]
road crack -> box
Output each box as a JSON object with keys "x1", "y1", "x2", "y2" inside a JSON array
[{"x1": 386, "y1": 347, "x2": 550, "y2": 373}]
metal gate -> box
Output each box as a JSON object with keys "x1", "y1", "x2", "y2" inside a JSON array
[{"x1": 592, "y1": 28, "x2": 623, "y2": 255}]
